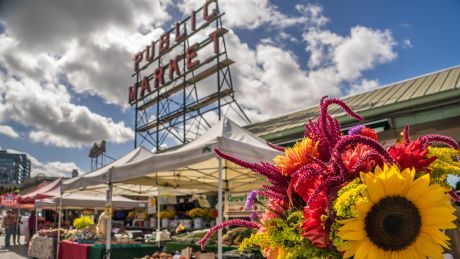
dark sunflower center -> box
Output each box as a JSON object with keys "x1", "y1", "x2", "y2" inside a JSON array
[{"x1": 365, "y1": 196, "x2": 421, "y2": 251}]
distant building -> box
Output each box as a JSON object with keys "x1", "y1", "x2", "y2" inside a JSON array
[{"x1": 0, "y1": 150, "x2": 31, "y2": 185}]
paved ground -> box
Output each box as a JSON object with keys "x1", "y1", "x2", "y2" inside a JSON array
[{"x1": 0, "y1": 235, "x2": 28, "y2": 259}]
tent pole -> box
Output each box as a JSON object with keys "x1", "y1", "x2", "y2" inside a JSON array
[
  {"x1": 56, "y1": 192, "x2": 63, "y2": 257},
  {"x1": 217, "y1": 157, "x2": 223, "y2": 259},
  {"x1": 106, "y1": 168, "x2": 113, "y2": 259}
]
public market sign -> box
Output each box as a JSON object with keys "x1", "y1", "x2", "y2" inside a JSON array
[{"x1": 128, "y1": 0, "x2": 225, "y2": 104}]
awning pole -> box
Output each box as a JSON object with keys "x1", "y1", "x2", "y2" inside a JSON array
[
  {"x1": 105, "y1": 167, "x2": 113, "y2": 259},
  {"x1": 217, "y1": 157, "x2": 223, "y2": 259},
  {"x1": 56, "y1": 192, "x2": 63, "y2": 257}
]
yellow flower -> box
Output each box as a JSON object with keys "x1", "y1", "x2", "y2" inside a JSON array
[
  {"x1": 273, "y1": 137, "x2": 318, "y2": 176},
  {"x1": 428, "y1": 147, "x2": 460, "y2": 186},
  {"x1": 337, "y1": 164, "x2": 457, "y2": 259},
  {"x1": 333, "y1": 178, "x2": 367, "y2": 219}
]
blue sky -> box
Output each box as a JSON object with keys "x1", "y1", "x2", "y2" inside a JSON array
[{"x1": 0, "y1": 0, "x2": 459, "y2": 177}]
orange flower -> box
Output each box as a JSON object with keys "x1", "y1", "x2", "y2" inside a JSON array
[
  {"x1": 342, "y1": 143, "x2": 379, "y2": 172},
  {"x1": 274, "y1": 137, "x2": 318, "y2": 176}
]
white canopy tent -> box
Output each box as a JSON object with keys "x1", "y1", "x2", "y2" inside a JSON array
[
  {"x1": 36, "y1": 193, "x2": 146, "y2": 209},
  {"x1": 63, "y1": 147, "x2": 155, "y2": 195},
  {"x1": 62, "y1": 118, "x2": 282, "y2": 259},
  {"x1": 63, "y1": 118, "x2": 280, "y2": 193}
]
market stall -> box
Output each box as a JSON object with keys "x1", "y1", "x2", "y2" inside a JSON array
[
  {"x1": 19, "y1": 177, "x2": 63, "y2": 204},
  {"x1": 62, "y1": 118, "x2": 281, "y2": 259},
  {"x1": 35, "y1": 193, "x2": 147, "y2": 209}
]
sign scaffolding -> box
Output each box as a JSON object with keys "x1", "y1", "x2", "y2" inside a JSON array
[{"x1": 129, "y1": 0, "x2": 250, "y2": 151}]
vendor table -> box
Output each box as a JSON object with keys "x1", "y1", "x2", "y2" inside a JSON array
[
  {"x1": 164, "y1": 242, "x2": 263, "y2": 258},
  {"x1": 58, "y1": 240, "x2": 93, "y2": 259},
  {"x1": 28, "y1": 235, "x2": 56, "y2": 259},
  {"x1": 164, "y1": 242, "x2": 236, "y2": 254},
  {"x1": 88, "y1": 243, "x2": 160, "y2": 259}
]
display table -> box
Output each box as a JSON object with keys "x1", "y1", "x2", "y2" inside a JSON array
[
  {"x1": 88, "y1": 243, "x2": 160, "y2": 259},
  {"x1": 164, "y1": 242, "x2": 263, "y2": 258},
  {"x1": 28, "y1": 235, "x2": 56, "y2": 259},
  {"x1": 164, "y1": 242, "x2": 236, "y2": 254},
  {"x1": 58, "y1": 240, "x2": 93, "y2": 259}
]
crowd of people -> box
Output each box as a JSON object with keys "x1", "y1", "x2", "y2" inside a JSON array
[{"x1": 1, "y1": 210, "x2": 36, "y2": 249}]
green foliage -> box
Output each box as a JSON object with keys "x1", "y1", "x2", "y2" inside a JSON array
[{"x1": 239, "y1": 211, "x2": 340, "y2": 259}]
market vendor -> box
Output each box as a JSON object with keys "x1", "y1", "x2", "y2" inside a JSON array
[{"x1": 97, "y1": 211, "x2": 107, "y2": 239}]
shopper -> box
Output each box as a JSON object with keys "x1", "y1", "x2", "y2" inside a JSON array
[
  {"x1": 12, "y1": 210, "x2": 22, "y2": 245},
  {"x1": 27, "y1": 210, "x2": 36, "y2": 245},
  {"x1": 2, "y1": 210, "x2": 15, "y2": 248}
]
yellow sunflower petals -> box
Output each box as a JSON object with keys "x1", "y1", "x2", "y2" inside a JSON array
[
  {"x1": 355, "y1": 200, "x2": 371, "y2": 213},
  {"x1": 416, "y1": 234, "x2": 444, "y2": 259},
  {"x1": 339, "y1": 219, "x2": 364, "y2": 231},
  {"x1": 343, "y1": 241, "x2": 360, "y2": 258},
  {"x1": 422, "y1": 227, "x2": 450, "y2": 249},
  {"x1": 354, "y1": 240, "x2": 371, "y2": 259},
  {"x1": 406, "y1": 174, "x2": 430, "y2": 201},
  {"x1": 338, "y1": 230, "x2": 367, "y2": 240}
]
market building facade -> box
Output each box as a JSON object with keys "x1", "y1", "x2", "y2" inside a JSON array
[{"x1": 246, "y1": 65, "x2": 460, "y2": 148}]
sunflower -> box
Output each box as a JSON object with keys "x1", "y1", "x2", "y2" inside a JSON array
[
  {"x1": 337, "y1": 164, "x2": 457, "y2": 259},
  {"x1": 273, "y1": 137, "x2": 318, "y2": 176}
]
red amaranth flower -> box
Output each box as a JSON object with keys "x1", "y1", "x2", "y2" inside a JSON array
[{"x1": 388, "y1": 140, "x2": 437, "y2": 170}]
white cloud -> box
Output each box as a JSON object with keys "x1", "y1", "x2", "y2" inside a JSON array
[
  {"x1": 0, "y1": 125, "x2": 19, "y2": 138},
  {"x1": 217, "y1": 4, "x2": 397, "y2": 121},
  {"x1": 0, "y1": 72, "x2": 134, "y2": 148},
  {"x1": 403, "y1": 39, "x2": 413, "y2": 48},
  {"x1": 333, "y1": 26, "x2": 397, "y2": 80},
  {"x1": 0, "y1": 0, "x2": 399, "y2": 148},
  {"x1": 178, "y1": 0, "x2": 307, "y2": 30},
  {"x1": 347, "y1": 79, "x2": 380, "y2": 96},
  {"x1": 7, "y1": 149, "x2": 82, "y2": 177},
  {"x1": 31, "y1": 159, "x2": 82, "y2": 178}
]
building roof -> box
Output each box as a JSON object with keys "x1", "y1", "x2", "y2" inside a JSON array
[{"x1": 246, "y1": 65, "x2": 460, "y2": 140}]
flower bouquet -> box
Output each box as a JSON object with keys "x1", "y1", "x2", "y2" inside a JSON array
[
  {"x1": 73, "y1": 216, "x2": 93, "y2": 230},
  {"x1": 198, "y1": 97, "x2": 460, "y2": 258}
]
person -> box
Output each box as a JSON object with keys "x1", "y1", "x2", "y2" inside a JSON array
[
  {"x1": 12, "y1": 210, "x2": 22, "y2": 246},
  {"x1": 97, "y1": 211, "x2": 107, "y2": 239},
  {"x1": 27, "y1": 210, "x2": 36, "y2": 245},
  {"x1": 2, "y1": 210, "x2": 15, "y2": 248}
]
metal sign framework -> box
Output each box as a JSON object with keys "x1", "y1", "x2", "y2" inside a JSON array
[{"x1": 131, "y1": 0, "x2": 250, "y2": 151}]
